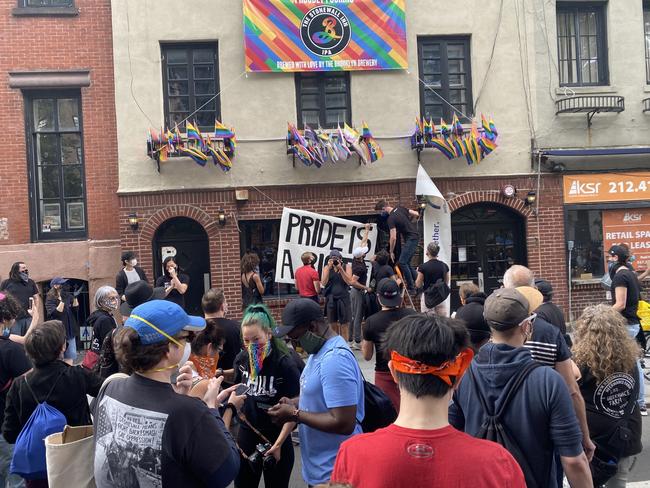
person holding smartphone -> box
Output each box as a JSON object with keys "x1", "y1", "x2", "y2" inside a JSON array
[
  {"x1": 232, "y1": 304, "x2": 301, "y2": 488},
  {"x1": 155, "y1": 257, "x2": 190, "y2": 310},
  {"x1": 321, "y1": 250, "x2": 354, "y2": 341}
]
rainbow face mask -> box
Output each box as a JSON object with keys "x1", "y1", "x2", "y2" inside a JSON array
[{"x1": 247, "y1": 341, "x2": 271, "y2": 380}]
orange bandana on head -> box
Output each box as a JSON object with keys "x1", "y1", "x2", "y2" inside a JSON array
[
  {"x1": 390, "y1": 348, "x2": 474, "y2": 386},
  {"x1": 190, "y1": 353, "x2": 219, "y2": 379}
]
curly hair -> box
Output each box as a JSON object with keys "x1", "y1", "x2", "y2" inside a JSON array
[
  {"x1": 0, "y1": 292, "x2": 22, "y2": 324},
  {"x1": 240, "y1": 252, "x2": 260, "y2": 274},
  {"x1": 572, "y1": 304, "x2": 640, "y2": 383}
]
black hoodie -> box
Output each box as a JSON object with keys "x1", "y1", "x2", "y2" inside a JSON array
[{"x1": 449, "y1": 342, "x2": 583, "y2": 488}]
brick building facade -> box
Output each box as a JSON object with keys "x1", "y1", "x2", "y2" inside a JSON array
[{"x1": 0, "y1": 0, "x2": 120, "y2": 315}]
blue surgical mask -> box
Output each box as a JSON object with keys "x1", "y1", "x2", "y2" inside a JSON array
[
  {"x1": 608, "y1": 261, "x2": 616, "y2": 271},
  {"x1": 629, "y1": 255, "x2": 636, "y2": 263},
  {"x1": 380, "y1": 211, "x2": 389, "y2": 218}
]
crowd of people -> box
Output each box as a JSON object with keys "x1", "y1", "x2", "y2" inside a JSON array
[{"x1": 0, "y1": 202, "x2": 646, "y2": 487}]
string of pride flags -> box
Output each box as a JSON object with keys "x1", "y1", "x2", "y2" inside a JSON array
[{"x1": 145, "y1": 114, "x2": 498, "y2": 171}]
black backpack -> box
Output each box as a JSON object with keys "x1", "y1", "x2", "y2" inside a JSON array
[{"x1": 467, "y1": 361, "x2": 542, "y2": 487}]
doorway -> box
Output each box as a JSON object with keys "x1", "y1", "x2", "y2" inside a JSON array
[
  {"x1": 153, "y1": 217, "x2": 210, "y2": 315},
  {"x1": 450, "y1": 203, "x2": 527, "y2": 312}
]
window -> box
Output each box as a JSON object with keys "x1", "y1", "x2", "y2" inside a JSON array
[
  {"x1": 556, "y1": 4, "x2": 608, "y2": 86},
  {"x1": 567, "y1": 209, "x2": 605, "y2": 279},
  {"x1": 161, "y1": 43, "x2": 220, "y2": 132},
  {"x1": 25, "y1": 92, "x2": 87, "y2": 240},
  {"x1": 417, "y1": 37, "x2": 473, "y2": 122},
  {"x1": 295, "y1": 72, "x2": 351, "y2": 128},
  {"x1": 643, "y1": 2, "x2": 650, "y2": 84},
  {"x1": 20, "y1": 0, "x2": 73, "y2": 5},
  {"x1": 240, "y1": 215, "x2": 386, "y2": 297}
]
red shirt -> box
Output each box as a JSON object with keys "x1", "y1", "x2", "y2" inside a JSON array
[
  {"x1": 332, "y1": 424, "x2": 525, "y2": 488},
  {"x1": 294, "y1": 265, "x2": 320, "y2": 297}
]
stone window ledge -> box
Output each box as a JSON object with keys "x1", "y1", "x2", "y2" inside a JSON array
[
  {"x1": 12, "y1": 6, "x2": 79, "y2": 17},
  {"x1": 9, "y1": 70, "x2": 90, "y2": 89}
]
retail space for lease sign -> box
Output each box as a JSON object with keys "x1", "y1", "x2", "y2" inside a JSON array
[
  {"x1": 602, "y1": 209, "x2": 650, "y2": 270},
  {"x1": 243, "y1": 0, "x2": 407, "y2": 72}
]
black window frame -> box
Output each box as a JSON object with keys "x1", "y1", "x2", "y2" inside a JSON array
[
  {"x1": 643, "y1": 1, "x2": 650, "y2": 85},
  {"x1": 24, "y1": 90, "x2": 88, "y2": 242},
  {"x1": 19, "y1": 0, "x2": 73, "y2": 6},
  {"x1": 417, "y1": 36, "x2": 473, "y2": 123},
  {"x1": 556, "y1": 2, "x2": 609, "y2": 87},
  {"x1": 161, "y1": 42, "x2": 221, "y2": 133},
  {"x1": 295, "y1": 72, "x2": 352, "y2": 129}
]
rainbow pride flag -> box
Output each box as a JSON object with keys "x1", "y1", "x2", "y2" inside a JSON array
[{"x1": 243, "y1": 0, "x2": 407, "y2": 72}]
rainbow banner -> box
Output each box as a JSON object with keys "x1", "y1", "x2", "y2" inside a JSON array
[{"x1": 243, "y1": 0, "x2": 407, "y2": 72}]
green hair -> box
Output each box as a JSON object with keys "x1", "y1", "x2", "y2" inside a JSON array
[{"x1": 241, "y1": 304, "x2": 289, "y2": 357}]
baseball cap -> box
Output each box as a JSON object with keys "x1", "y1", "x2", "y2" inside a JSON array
[
  {"x1": 534, "y1": 278, "x2": 553, "y2": 301},
  {"x1": 483, "y1": 288, "x2": 531, "y2": 331},
  {"x1": 609, "y1": 245, "x2": 629, "y2": 261},
  {"x1": 274, "y1": 298, "x2": 322, "y2": 337},
  {"x1": 125, "y1": 300, "x2": 205, "y2": 345},
  {"x1": 120, "y1": 280, "x2": 166, "y2": 316},
  {"x1": 50, "y1": 277, "x2": 68, "y2": 287},
  {"x1": 377, "y1": 278, "x2": 402, "y2": 308},
  {"x1": 353, "y1": 246, "x2": 369, "y2": 258},
  {"x1": 515, "y1": 286, "x2": 543, "y2": 313},
  {"x1": 329, "y1": 250, "x2": 343, "y2": 259}
]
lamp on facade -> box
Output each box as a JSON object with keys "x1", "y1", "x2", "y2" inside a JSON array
[
  {"x1": 128, "y1": 213, "x2": 139, "y2": 231},
  {"x1": 417, "y1": 196, "x2": 428, "y2": 212},
  {"x1": 218, "y1": 209, "x2": 227, "y2": 226},
  {"x1": 501, "y1": 185, "x2": 517, "y2": 198},
  {"x1": 525, "y1": 191, "x2": 537, "y2": 206}
]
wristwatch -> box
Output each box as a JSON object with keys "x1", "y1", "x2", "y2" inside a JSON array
[
  {"x1": 292, "y1": 408, "x2": 301, "y2": 424},
  {"x1": 224, "y1": 402, "x2": 238, "y2": 417}
]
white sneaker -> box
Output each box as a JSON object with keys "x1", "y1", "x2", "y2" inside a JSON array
[{"x1": 641, "y1": 405, "x2": 648, "y2": 417}]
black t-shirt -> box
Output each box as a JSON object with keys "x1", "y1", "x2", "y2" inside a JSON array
[
  {"x1": 611, "y1": 268, "x2": 641, "y2": 324},
  {"x1": 372, "y1": 263, "x2": 395, "y2": 286},
  {"x1": 579, "y1": 365, "x2": 642, "y2": 458},
  {"x1": 535, "y1": 302, "x2": 567, "y2": 335},
  {"x1": 88, "y1": 310, "x2": 117, "y2": 355},
  {"x1": 210, "y1": 317, "x2": 242, "y2": 370},
  {"x1": 417, "y1": 259, "x2": 449, "y2": 289},
  {"x1": 3, "y1": 361, "x2": 102, "y2": 443},
  {"x1": 155, "y1": 273, "x2": 190, "y2": 309},
  {"x1": 326, "y1": 270, "x2": 349, "y2": 299},
  {"x1": 233, "y1": 347, "x2": 301, "y2": 438},
  {"x1": 387, "y1": 207, "x2": 418, "y2": 241},
  {"x1": 94, "y1": 373, "x2": 239, "y2": 488},
  {"x1": 525, "y1": 318, "x2": 572, "y2": 366},
  {"x1": 351, "y1": 260, "x2": 368, "y2": 286},
  {"x1": 0, "y1": 278, "x2": 38, "y2": 319},
  {"x1": 363, "y1": 308, "x2": 417, "y2": 371},
  {"x1": 0, "y1": 339, "x2": 32, "y2": 426}
]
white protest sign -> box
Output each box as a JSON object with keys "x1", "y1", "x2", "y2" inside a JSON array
[{"x1": 275, "y1": 208, "x2": 378, "y2": 285}]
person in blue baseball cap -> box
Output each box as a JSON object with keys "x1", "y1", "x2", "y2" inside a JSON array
[{"x1": 92, "y1": 300, "x2": 245, "y2": 487}]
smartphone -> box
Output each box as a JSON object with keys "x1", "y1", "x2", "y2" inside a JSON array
[
  {"x1": 257, "y1": 402, "x2": 273, "y2": 411},
  {"x1": 235, "y1": 384, "x2": 250, "y2": 396},
  {"x1": 29, "y1": 297, "x2": 34, "y2": 309}
]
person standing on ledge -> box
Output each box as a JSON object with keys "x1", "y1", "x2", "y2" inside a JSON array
[{"x1": 375, "y1": 200, "x2": 420, "y2": 293}]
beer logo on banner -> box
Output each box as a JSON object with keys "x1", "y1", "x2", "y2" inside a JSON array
[
  {"x1": 623, "y1": 212, "x2": 643, "y2": 223},
  {"x1": 301, "y1": 6, "x2": 351, "y2": 56}
]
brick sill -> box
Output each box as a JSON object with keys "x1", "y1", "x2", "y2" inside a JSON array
[{"x1": 12, "y1": 6, "x2": 79, "y2": 16}]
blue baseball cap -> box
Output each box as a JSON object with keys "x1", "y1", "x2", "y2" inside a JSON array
[
  {"x1": 125, "y1": 300, "x2": 205, "y2": 345},
  {"x1": 50, "y1": 277, "x2": 68, "y2": 287}
]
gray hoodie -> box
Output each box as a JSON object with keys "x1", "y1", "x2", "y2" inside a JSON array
[{"x1": 449, "y1": 342, "x2": 583, "y2": 488}]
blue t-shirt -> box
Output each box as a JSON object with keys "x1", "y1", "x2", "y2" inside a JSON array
[{"x1": 299, "y1": 335, "x2": 364, "y2": 485}]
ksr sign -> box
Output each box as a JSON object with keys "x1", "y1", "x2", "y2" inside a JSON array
[{"x1": 563, "y1": 173, "x2": 650, "y2": 203}]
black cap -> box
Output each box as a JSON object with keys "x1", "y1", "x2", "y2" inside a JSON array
[
  {"x1": 534, "y1": 278, "x2": 553, "y2": 301},
  {"x1": 120, "y1": 280, "x2": 166, "y2": 316},
  {"x1": 609, "y1": 245, "x2": 629, "y2": 262},
  {"x1": 274, "y1": 298, "x2": 323, "y2": 337},
  {"x1": 377, "y1": 278, "x2": 402, "y2": 308}
]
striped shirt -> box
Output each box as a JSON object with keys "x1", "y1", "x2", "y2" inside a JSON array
[{"x1": 525, "y1": 318, "x2": 571, "y2": 366}]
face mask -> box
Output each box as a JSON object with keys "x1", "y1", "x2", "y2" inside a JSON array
[
  {"x1": 629, "y1": 255, "x2": 636, "y2": 263},
  {"x1": 130, "y1": 259, "x2": 138, "y2": 267},
  {"x1": 107, "y1": 297, "x2": 120, "y2": 310},
  {"x1": 299, "y1": 330, "x2": 327, "y2": 355},
  {"x1": 19, "y1": 272, "x2": 29, "y2": 283},
  {"x1": 380, "y1": 211, "x2": 389, "y2": 218},
  {"x1": 246, "y1": 340, "x2": 271, "y2": 380},
  {"x1": 168, "y1": 267, "x2": 177, "y2": 275},
  {"x1": 179, "y1": 342, "x2": 192, "y2": 366},
  {"x1": 190, "y1": 353, "x2": 219, "y2": 378}
]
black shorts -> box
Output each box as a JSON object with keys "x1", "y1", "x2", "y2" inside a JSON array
[{"x1": 326, "y1": 294, "x2": 351, "y2": 324}]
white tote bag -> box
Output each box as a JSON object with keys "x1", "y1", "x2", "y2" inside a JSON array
[{"x1": 45, "y1": 425, "x2": 96, "y2": 488}]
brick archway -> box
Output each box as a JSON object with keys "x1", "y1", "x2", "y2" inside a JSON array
[
  {"x1": 140, "y1": 204, "x2": 219, "y2": 242},
  {"x1": 448, "y1": 191, "x2": 534, "y2": 218}
]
